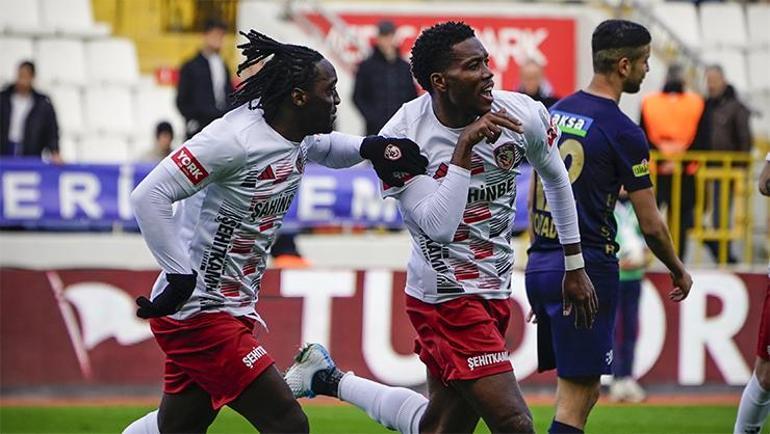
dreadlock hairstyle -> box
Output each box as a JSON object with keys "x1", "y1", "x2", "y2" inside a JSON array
[
  {"x1": 410, "y1": 21, "x2": 476, "y2": 93},
  {"x1": 233, "y1": 30, "x2": 324, "y2": 121}
]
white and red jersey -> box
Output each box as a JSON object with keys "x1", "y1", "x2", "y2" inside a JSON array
[
  {"x1": 133, "y1": 103, "x2": 363, "y2": 321},
  {"x1": 381, "y1": 91, "x2": 566, "y2": 304}
]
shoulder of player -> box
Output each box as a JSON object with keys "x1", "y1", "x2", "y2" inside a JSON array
[
  {"x1": 492, "y1": 90, "x2": 543, "y2": 125},
  {"x1": 389, "y1": 93, "x2": 431, "y2": 134}
]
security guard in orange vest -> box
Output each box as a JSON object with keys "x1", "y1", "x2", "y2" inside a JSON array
[{"x1": 640, "y1": 64, "x2": 704, "y2": 259}]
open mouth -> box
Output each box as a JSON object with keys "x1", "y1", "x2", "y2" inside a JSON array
[{"x1": 480, "y1": 82, "x2": 494, "y2": 103}]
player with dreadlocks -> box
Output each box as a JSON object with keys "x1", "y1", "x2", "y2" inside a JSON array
[
  {"x1": 285, "y1": 21, "x2": 593, "y2": 433},
  {"x1": 121, "y1": 30, "x2": 426, "y2": 434}
]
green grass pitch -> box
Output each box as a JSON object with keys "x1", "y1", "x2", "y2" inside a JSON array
[{"x1": 0, "y1": 403, "x2": 759, "y2": 433}]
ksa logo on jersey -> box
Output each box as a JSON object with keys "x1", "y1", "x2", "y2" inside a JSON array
[
  {"x1": 172, "y1": 147, "x2": 209, "y2": 185},
  {"x1": 493, "y1": 142, "x2": 521, "y2": 171},
  {"x1": 551, "y1": 111, "x2": 594, "y2": 138}
]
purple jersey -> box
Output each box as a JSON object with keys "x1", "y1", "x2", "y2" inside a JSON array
[{"x1": 528, "y1": 91, "x2": 652, "y2": 271}]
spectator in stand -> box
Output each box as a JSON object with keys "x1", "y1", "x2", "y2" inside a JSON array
[
  {"x1": 640, "y1": 64, "x2": 703, "y2": 260},
  {"x1": 353, "y1": 20, "x2": 417, "y2": 135},
  {"x1": 0, "y1": 61, "x2": 61, "y2": 162},
  {"x1": 138, "y1": 121, "x2": 174, "y2": 164},
  {"x1": 516, "y1": 59, "x2": 559, "y2": 108},
  {"x1": 177, "y1": 18, "x2": 234, "y2": 139},
  {"x1": 694, "y1": 64, "x2": 752, "y2": 264}
]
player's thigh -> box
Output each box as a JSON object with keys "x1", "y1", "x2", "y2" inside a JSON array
[
  {"x1": 419, "y1": 371, "x2": 480, "y2": 434},
  {"x1": 228, "y1": 365, "x2": 308, "y2": 433},
  {"x1": 158, "y1": 384, "x2": 219, "y2": 434},
  {"x1": 452, "y1": 370, "x2": 533, "y2": 433}
]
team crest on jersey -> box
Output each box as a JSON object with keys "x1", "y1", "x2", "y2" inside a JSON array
[
  {"x1": 384, "y1": 144, "x2": 402, "y2": 161},
  {"x1": 493, "y1": 142, "x2": 520, "y2": 171}
]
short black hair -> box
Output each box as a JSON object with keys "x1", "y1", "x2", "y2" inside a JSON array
[
  {"x1": 410, "y1": 21, "x2": 475, "y2": 93},
  {"x1": 18, "y1": 60, "x2": 35, "y2": 76},
  {"x1": 203, "y1": 18, "x2": 227, "y2": 33},
  {"x1": 232, "y1": 30, "x2": 324, "y2": 121},
  {"x1": 155, "y1": 121, "x2": 173, "y2": 138},
  {"x1": 591, "y1": 20, "x2": 651, "y2": 73}
]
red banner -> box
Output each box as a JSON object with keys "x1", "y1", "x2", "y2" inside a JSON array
[
  {"x1": 0, "y1": 268, "x2": 765, "y2": 388},
  {"x1": 300, "y1": 13, "x2": 576, "y2": 97}
]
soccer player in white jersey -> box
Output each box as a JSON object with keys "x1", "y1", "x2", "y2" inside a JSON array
[
  {"x1": 121, "y1": 31, "x2": 427, "y2": 434},
  {"x1": 285, "y1": 22, "x2": 597, "y2": 433},
  {"x1": 734, "y1": 153, "x2": 770, "y2": 434}
]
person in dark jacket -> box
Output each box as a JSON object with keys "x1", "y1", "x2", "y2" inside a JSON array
[
  {"x1": 353, "y1": 20, "x2": 417, "y2": 135},
  {"x1": 516, "y1": 59, "x2": 559, "y2": 108},
  {"x1": 0, "y1": 61, "x2": 61, "y2": 162},
  {"x1": 176, "y1": 18, "x2": 234, "y2": 139},
  {"x1": 694, "y1": 64, "x2": 753, "y2": 264}
]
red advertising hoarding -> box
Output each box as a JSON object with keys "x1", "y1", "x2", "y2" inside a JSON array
[
  {"x1": 1, "y1": 268, "x2": 765, "y2": 389},
  {"x1": 300, "y1": 13, "x2": 576, "y2": 97}
]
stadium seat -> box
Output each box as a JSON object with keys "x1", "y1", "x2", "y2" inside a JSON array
[
  {"x1": 0, "y1": 37, "x2": 34, "y2": 86},
  {"x1": 652, "y1": 3, "x2": 701, "y2": 50},
  {"x1": 702, "y1": 50, "x2": 749, "y2": 95},
  {"x1": 0, "y1": 0, "x2": 50, "y2": 36},
  {"x1": 49, "y1": 86, "x2": 85, "y2": 137},
  {"x1": 699, "y1": 3, "x2": 747, "y2": 49},
  {"x1": 86, "y1": 38, "x2": 140, "y2": 85},
  {"x1": 747, "y1": 4, "x2": 770, "y2": 48},
  {"x1": 84, "y1": 86, "x2": 135, "y2": 136},
  {"x1": 747, "y1": 50, "x2": 770, "y2": 92},
  {"x1": 36, "y1": 39, "x2": 87, "y2": 86},
  {"x1": 77, "y1": 134, "x2": 131, "y2": 163},
  {"x1": 40, "y1": 0, "x2": 109, "y2": 37},
  {"x1": 134, "y1": 84, "x2": 185, "y2": 147}
]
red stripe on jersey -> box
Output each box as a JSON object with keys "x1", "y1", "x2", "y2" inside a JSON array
[
  {"x1": 453, "y1": 262, "x2": 480, "y2": 281},
  {"x1": 453, "y1": 224, "x2": 470, "y2": 242},
  {"x1": 171, "y1": 147, "x2": 209, "y2": 185},
  {"x1": 260, "y1": 221, "x2": 274, "y2": 231},
  {"x1": 220, "y1": 282, "x2": 241, "y2": 297},
  {"x1": 433, "y1": 163, "x2": 449, "y2": 179},
  {"x1": 470, "y1": 155, "x2": 485, "y2": 175},
  {"x1": 242, "y1": 261, "x2": 257, "y2": 276},
  {"x1": 257, "y1": 165, "x2": 275, "y2": 180},
  {"x1": 470, "y1": 240, "x2": 494, "y2": 259},
  {"x1": 463, "y1": 204, "x2": 492, "y2": 224}
]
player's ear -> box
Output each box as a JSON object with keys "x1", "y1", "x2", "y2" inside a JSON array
[
  {"x1": 291, "y1": 88, "x2": 308, "y2": 107},
  {"x1": 430, "y1": 72, "x2": 447, "y2": 94},
  {"x1": 618, "y1": 57, "x2": 632, "y2": 79}
]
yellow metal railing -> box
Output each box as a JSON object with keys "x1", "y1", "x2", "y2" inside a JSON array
[{"x1": 650, "y1": 150, "x2": 757, "y2": 265}]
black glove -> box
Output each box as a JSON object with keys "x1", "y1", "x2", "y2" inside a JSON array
[
  {"x1": 136, "y1": 271, "x2": 197, "y2": 319},
  {"x1": 360, "y1": 136, "x2": 429, "y2": 187}
]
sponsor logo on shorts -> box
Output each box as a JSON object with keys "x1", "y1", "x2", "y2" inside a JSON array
[
  {"x1": 467, "y1": 351, "x2": 509, "y2": 371},
  {"x1": 243, "y1": 345, "x2": 268, "y2": 369},
  {"x1": 605, "y1": 349, "x2": 614, "y2": 366},
  {"x1": 632, "y1": 159, "x2": 650, "y2": 177},
  {"x1": 171, "y1": 147, "x2": 209, "y2": 185}
]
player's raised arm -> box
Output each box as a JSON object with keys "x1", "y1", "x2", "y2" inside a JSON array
[
  {"x1": 524, "y1": 101, "x2": 599, "y2": 328},
  {"x1": 389, "y1": 109, "x2": 521, "y2": 244}
]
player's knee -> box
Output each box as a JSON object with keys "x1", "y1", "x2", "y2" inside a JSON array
[{"x1": 492, "y1": 411, "x2": 534, "y2": 434}]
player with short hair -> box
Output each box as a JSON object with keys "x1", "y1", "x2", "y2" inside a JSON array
[
  {"x1": 733, "y1": 153, "x2": 770, "y2": 433},
  {"x1": 525, "y1": 20, "x2": 692, "y2": 433},
  {"x1": 285, "y1": 21, "x2": 596, "y2": 433},
  {"x1": 121, "y1": 30, "x2": 426, "y2": 434}
]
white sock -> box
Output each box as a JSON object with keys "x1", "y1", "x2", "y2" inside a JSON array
[
  {"x1": 122, "y1": 410, "x2": 159, "y2": 434},
  {"x1": 735, "y1": 373, "x2": 770, "y2": 434},
  {"x1": 339, "y1": 374, "x2": 428, "y2": 434}
]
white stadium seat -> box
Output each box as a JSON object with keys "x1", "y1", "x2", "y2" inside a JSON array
[
  {"x1": 86, "y1": 38, "x2": 140, "y2": 85},
  {"x1": 84, "y1": 86, "x2": 135, "y2": 136},
  {"x1": 747, "y1": 4, "x2": 770, "y2": 48},
  {"x1": 748, "y1": 50, "x2": 770, "y2": 92},
  {"x1": 77, "y1": 134, "x2": 131, "y2": 163},
  {"x1": 134, "y1": 84, "x2": 185, "y2": 145},
  {"x1": 699, "y1": 3, "x2": 747, "y2": 49},
  {"x1": 40, "y1": 0, "x2": 109, "y2": 37},
  {"x1": 49, "y1": 86, "x2": 85, "y2": 137},
  {"x1": 702, "y1": 50, "x2": 749, "y2": 95},
  {"x1": 36, "y1": 39, "x2": 87, "y2": 86},
  {"x1": 652, "y1": 3, "x2": 701, "y2": 50},
  {"x1": 0, "y1": 37, "x2": 34, "y2": 86},
  {"x1": 0, "y1": 0, "x2": 50, "y2": 35}
]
